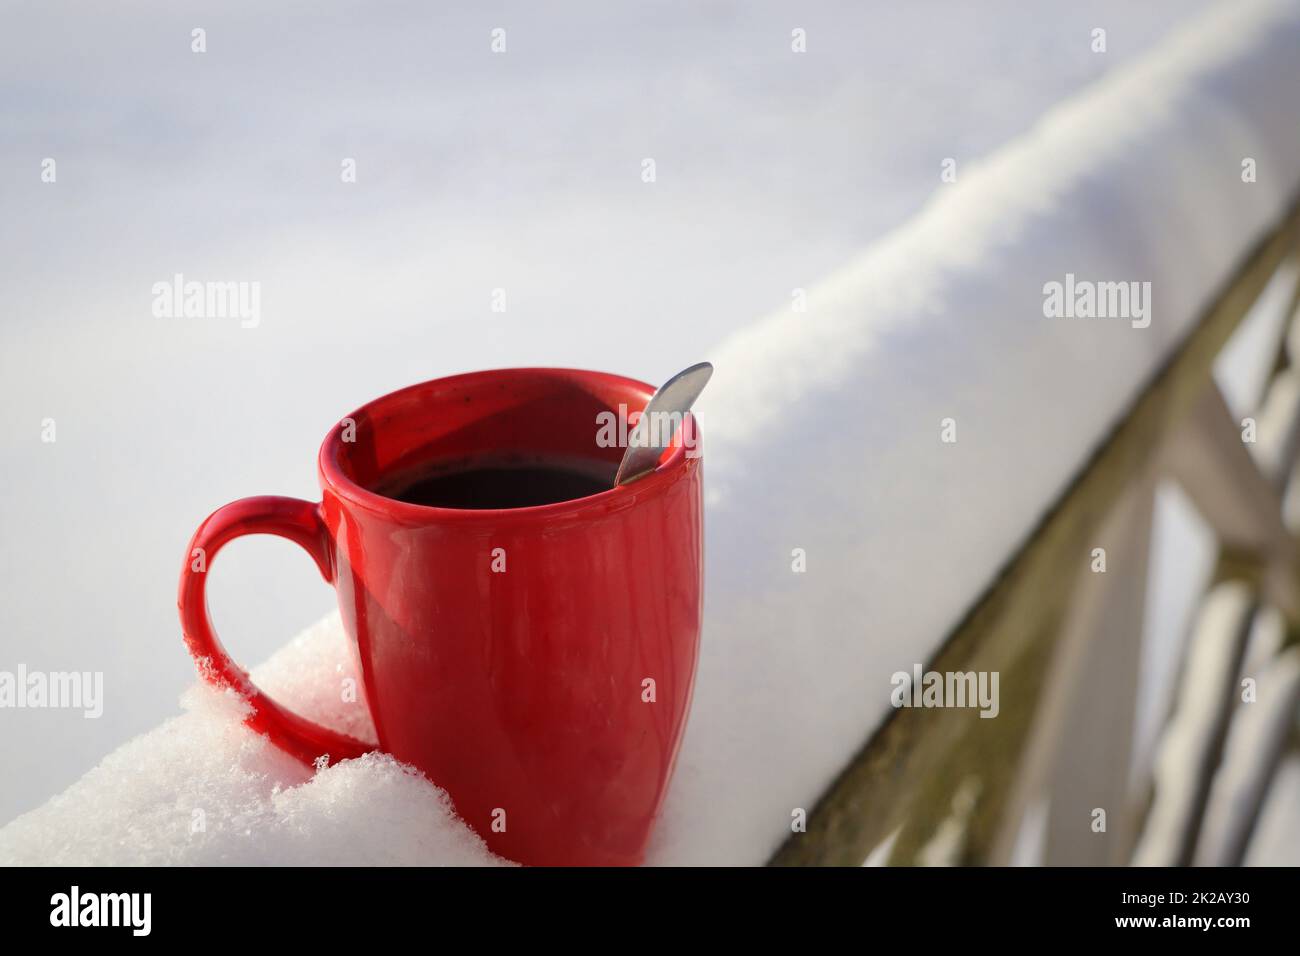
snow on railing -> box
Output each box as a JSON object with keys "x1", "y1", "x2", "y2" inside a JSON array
[
  {"x1": 778, "y1": 194, "x2": 1300, "y2": 866},
  {"x1": 5, "y1": 0, "x2": 1299, "y2": 869}
]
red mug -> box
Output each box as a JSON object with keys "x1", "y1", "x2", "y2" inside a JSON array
[{"x1": 178, "y1": 368, "x2": 704, "y2": 866}]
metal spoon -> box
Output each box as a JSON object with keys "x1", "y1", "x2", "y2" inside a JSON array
[{"x1": 614, "y1": 362, "x2": 713, "y2": 486}]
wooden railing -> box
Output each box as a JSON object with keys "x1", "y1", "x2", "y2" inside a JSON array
[{"x1": 772, "y1": 192, "x2": 1300, "y2": 866}]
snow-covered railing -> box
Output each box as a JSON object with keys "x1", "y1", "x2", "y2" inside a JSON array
[
  {"x1": 773, "y1": 194, "x2": 1300, "y2": 865},
  {"x1": 4, "y1": 0, "x2": 1299, "y2": 868}
]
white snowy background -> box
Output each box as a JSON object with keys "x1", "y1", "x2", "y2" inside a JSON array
[{"x1": 7, "y1": 0, "x2": 1299, "y2": 866}]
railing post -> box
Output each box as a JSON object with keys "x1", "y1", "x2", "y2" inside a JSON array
[{"x1": 990, "y1": 471, "x2": 1156, "y2": 865}]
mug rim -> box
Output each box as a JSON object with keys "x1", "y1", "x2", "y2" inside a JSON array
[{"x1": 317, "y1": 367, "x2": 698, "y2": 525}]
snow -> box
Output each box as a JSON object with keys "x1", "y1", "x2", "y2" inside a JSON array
[
  {"x1": 0, "y1": 616, "x2": 507, "y2": 865},
  {"x1": 5, "y1": 0, "x2": 1300, "y2": 865},
  {"x1": 0, "y1": 0, "x2": 1217, "y2": 825},
  {"x1": 665, "y1": 0, "x2": 1300, "y2": 865}
]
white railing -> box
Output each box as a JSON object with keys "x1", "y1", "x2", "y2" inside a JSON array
[{"x1": 774, "y1": 193, "x2": 1300, "y2": 866}]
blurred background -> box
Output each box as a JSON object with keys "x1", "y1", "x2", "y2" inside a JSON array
[{"x1": 0, "y1": 1, "x2": 1219, "y2": 827}]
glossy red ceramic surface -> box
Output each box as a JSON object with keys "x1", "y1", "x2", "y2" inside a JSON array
[{"x1": 179, "y1": 368, "x2": 704, "y2": 866}]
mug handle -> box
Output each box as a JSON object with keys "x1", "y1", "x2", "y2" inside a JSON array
[{"x1": 178, "y1": 495, "x2": 372, "y2": 767}]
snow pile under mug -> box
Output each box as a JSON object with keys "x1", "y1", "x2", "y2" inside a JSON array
[
  {"x1": 0, "y1": 615, "x2": 508, "y2": 865},
  {"x1": 4, "y1": 0, "x2": 1300, "y2": 865}
]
